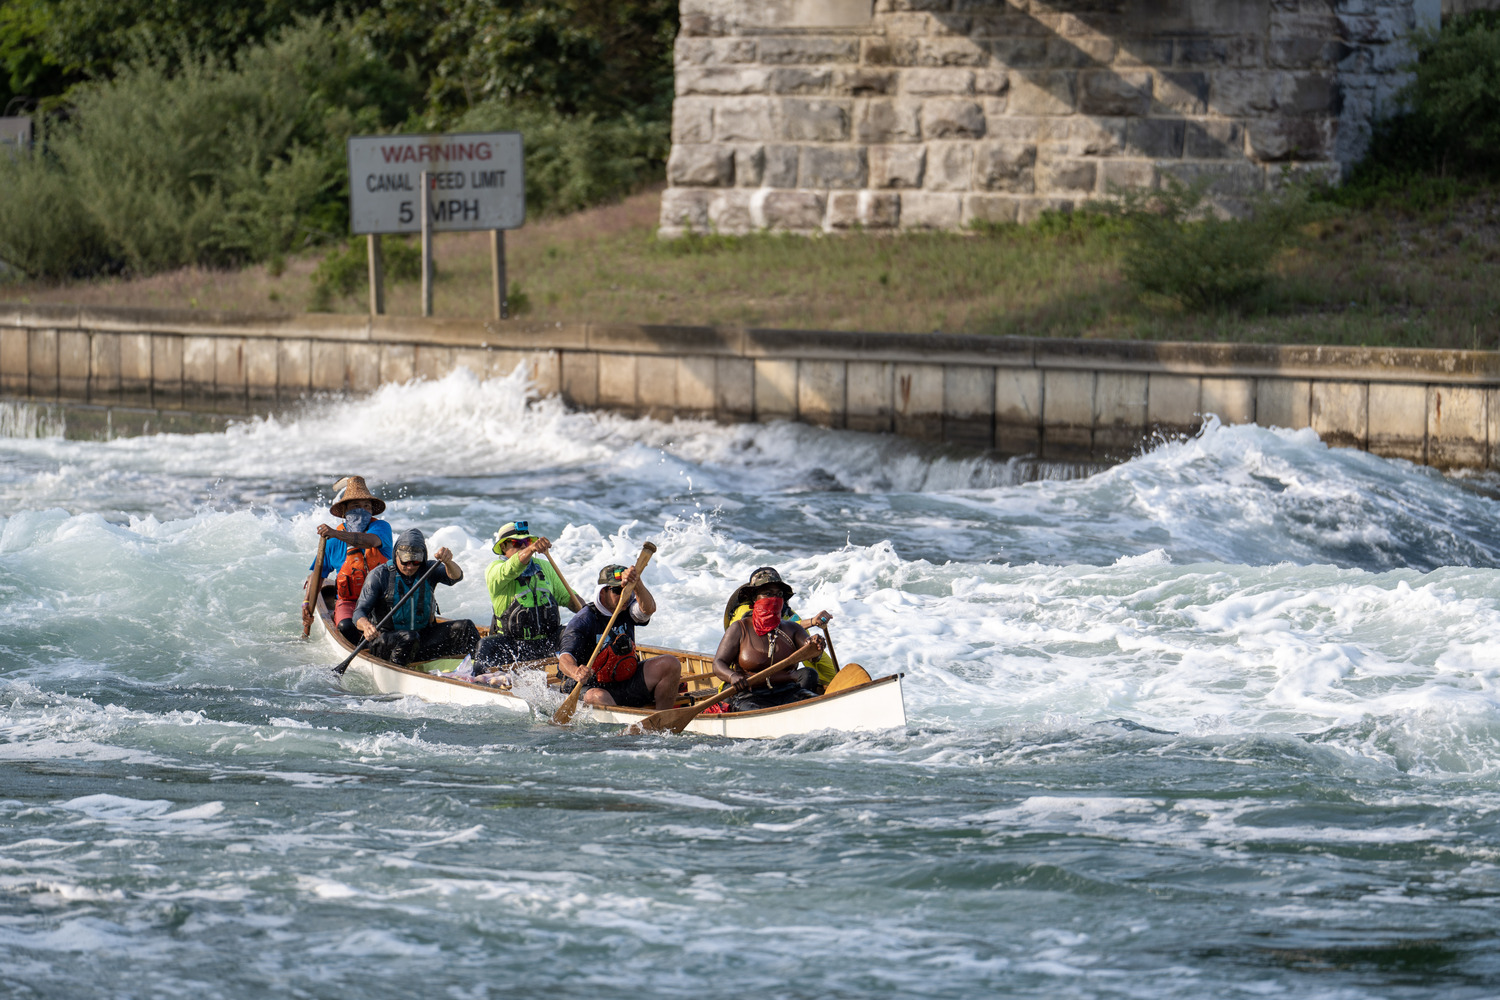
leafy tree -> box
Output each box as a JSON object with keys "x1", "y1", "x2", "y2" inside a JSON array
[
  {"x1": 355, "y1": 0, "x2": 677, "y2": 120},
  {"x1": 0, "y1": 0, "x2": 63, "y2": 112},
  {"x1": 1346, "y1": 11, "x2": 1500, "y2": 189}
]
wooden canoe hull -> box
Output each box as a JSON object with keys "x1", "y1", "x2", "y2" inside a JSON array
[{"x1": 313, "y1": 590, "x2": 906, "y2": 738}]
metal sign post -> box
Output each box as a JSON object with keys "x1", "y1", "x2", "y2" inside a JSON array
[
  {"x1": 420, "y1": 170, "x2": 432, "y2": 317},
  {"x1": 367, "y1": 234, "x2": 385, "y2": 315},
  {"x1": 346, "y1": 131, "x2": 525, "y2": 318},
  {"x1": 491, "y1": 230, "x2": 508, "y2": 320}
]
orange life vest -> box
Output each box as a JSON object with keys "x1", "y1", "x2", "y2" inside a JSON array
[
  {"x1": 592, "y1": 641, "x2": 639, "y2": 684},
  {"x1": 335, "y1": 534, "x2": 388, "y2": 603}
]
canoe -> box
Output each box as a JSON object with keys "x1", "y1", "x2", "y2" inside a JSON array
[{"x1": 311, "y1": 586, "x2": 906, "y2": 738}]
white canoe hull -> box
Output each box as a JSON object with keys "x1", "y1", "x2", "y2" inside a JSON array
[{"x1": 313, "y1": 593, "x2": 906, "y2": 738}]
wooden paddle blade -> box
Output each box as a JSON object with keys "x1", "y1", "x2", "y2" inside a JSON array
[
  {"x1": 824, "y1": 663, "x2": 871, "y2": 695},
  {"x1": 632, "y1": 703, "x2": 703, "y2": 734},
  {"x1": 551, "y1": 683, "x2": 584, "y2": 725}
]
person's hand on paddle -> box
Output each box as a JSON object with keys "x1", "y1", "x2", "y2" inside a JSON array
[
  {"x1": 356, "y1": 618, "x2": 380, "y2": 641},
  {"x1": 301, "y1": 602, "x2": 314, "y2": 630},
  {"x1": 805, "y1": 610, "x2": 833, "y2": 628},
  {"x1": 730, "y1": 635, "x2": 824, "y2": 693},
  {"x1": 524, "y1": 536, "x2": 552, "y2": 557}
]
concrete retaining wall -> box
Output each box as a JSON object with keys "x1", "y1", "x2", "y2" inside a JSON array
[{"x1": 3, "y1": 303, "x2": 1499, "y2": 468}]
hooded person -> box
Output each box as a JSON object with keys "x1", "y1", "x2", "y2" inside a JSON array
[
  {"x1": 473, "y1": 520, "x2": 584, "y2": 672},
  {"x1": 555, "y1": 563, "x2": 682, "y2": 710},
  {"x1": 711, "y1": 567, "x2": 830, "y2": 711},
  {"x1": 302, "y1": 476, "x2": 393, "y2": 643},
  {"x1": 351, "y1": 528, "x2": 479, "y2": 669}
]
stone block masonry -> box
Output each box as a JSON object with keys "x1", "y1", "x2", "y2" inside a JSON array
[
  {"x1": 4, "y1": 304, "x2": 1500, "y2": 473},
  {"x1": 661, "y1": 0, "x2": 1440, "y2": 235}
]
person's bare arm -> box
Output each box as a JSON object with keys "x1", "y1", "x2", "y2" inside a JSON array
[
  {"x1": 557, "y1": 652, "x2": 584, "y2": 682},
  {"x1": 317, "y1": 523, "x2": 382, "y2": 549},
  {"x1": 711, "y1": 622, "x2": 748, "y2": 690},
  {"x1": 620, "y1": 566, "x2": 656, "y2": 618}
]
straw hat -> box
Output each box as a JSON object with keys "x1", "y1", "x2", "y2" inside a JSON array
[
  {"x1": 722, "y1": 567, "x2": 794, "y2": 628},
  {"x1": 329, "y1": 476, "x2": 386, "y2": 517}
]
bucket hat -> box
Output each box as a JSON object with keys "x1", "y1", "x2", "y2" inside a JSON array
[
  {"x1": 723, "y1": 567, "x2": 794, "y2": 628},
  {"x1": 491, "y1": 520, "x2": 538, "y2": 555},
  {"x1": 330, "y1": 475, "x2": 386, "y2": 517}
]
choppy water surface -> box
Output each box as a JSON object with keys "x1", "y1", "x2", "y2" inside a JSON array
[{"x1": 6, "y1": 370, "x2": 1500, "y2": 998}]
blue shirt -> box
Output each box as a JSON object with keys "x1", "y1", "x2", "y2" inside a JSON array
[{"x1": 310, "y1": 519, "x2": 393, "y2": 575}]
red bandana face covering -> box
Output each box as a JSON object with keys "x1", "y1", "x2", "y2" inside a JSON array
[{"x1": 751, "y1": 596, "x2": 784, "y2": 636}]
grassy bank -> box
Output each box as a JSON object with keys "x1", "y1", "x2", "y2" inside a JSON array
[{"x1": 3, "y1": 186, "x2": 1498, "y2": 350}]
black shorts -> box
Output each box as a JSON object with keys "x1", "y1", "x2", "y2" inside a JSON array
[
  {"x1": 729, "y1": 666, "x2": 821, "y2": 712},
  {"x1": 583, "y1": 665, "x2": 653, "y2": 708},
  {"x1": 474, "y1": 632, "x2": 555, "y2": 670}
]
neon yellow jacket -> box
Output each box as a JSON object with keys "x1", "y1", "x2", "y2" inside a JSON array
[{"x1": 486, "y1": 555, "x2": 571, "y2": 624}]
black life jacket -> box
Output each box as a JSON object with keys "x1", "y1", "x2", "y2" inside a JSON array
[
  {"x1": 496, "y1": 574, "x2": 561, "y2": 642},
  {"x1": 383, "y1": 562, "x2": 436, "y2": 632}
]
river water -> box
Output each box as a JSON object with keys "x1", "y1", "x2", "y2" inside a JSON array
[{"x1": 5, "y1": 368, "x2": 1500, "y2": 998}]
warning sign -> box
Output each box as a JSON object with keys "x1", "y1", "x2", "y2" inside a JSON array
[{"x1": 347, "y1": 132, "x2": 525, "y2": 235}]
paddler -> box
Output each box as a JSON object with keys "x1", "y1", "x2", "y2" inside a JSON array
[
  {"x1": 711, "y1": 567, "x2": 830, "y2": 710},
  {"x1": 556, "y1": 564, "x2": 682, "y2": 709},
  {"x1": 302, "y1": 475, "x2": 393, "y2": 643},
  {"x1": 474, "y1": 520, "x2": 583, "y2": 672},
  {"x1": 721, "y1": 566, "x2": 837, "y2": 689},
  {"x1": 352, "y1": 528, "x2": 480, "y2": 668}
]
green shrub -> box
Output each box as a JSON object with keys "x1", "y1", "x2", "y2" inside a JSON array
[
  {"x1": 0, "y1": 18, "x2": 417, "y2": 279},
  {"x1": 0, "y1": 8, "x2": 672, "y2": 281},
  {"x1": 1111, "y1": 180, "x2": 1317, "y2": 311},
  {"x1": 1341, "y1": 11, "x2": 1500, "y2": 201},
  {"x1": 506, "y1": 281, "x2": 531, "y2": 316},
  {"x1": 310, "y1": 235, "x2": 423, "y2": 300},
  {"x1": 1404, "y1": 13, "x2": 1500, "y2": 174},
  {"x1": 0, "y1": 134, "x2": 111, "y2": 278},
  {"x1": 454, "y1": 102, "x2": 668, "y2": 218}
]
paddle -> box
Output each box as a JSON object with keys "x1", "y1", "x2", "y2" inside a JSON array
[
  {"x1": 824, "y1": 663, "x2": 872, "y2": 694},
  {"x1": 551, "y1": 541, "x2": 656, "y2": 725},
  {"x1": 802, "y1": 612, "x2": 838, "y2": 672},
  {"x1": 333, "y1": 560, "x2": 443, "y2": 675},
  {"x1": 628, "y1": 640, "x2": 819, "y2": 735},
  {"x1": 543, "y1": 551, "x2": 581, "y2": 611},
  {"x1": 302, "y1": 533, "x2": 326, "y2": 638}
]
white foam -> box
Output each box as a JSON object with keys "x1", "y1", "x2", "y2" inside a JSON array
[{"x1": 4, "y1": 373, "x2": 1500, "y2": 776}]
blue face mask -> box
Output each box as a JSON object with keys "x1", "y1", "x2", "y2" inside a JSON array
[
  {"x1": 345, "y1": 507, "x2": 373, "y2": 533},
  {"x1": 519, "y1": 560, "x2": 542, "y2": 579}
]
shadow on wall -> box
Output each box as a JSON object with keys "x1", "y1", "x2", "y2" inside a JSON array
[{"x1": 914, "y1": 0, "x2": 1380, "y2": 198}]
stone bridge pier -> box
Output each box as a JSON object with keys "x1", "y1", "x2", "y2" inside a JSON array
[{"x1": 661, "y1": 0, "x2": 1441, "y2": 235}]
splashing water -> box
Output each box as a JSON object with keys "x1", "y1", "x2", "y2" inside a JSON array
[{"x1": 4, "y1": 369, "x2": 1500, "y2": 998}]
